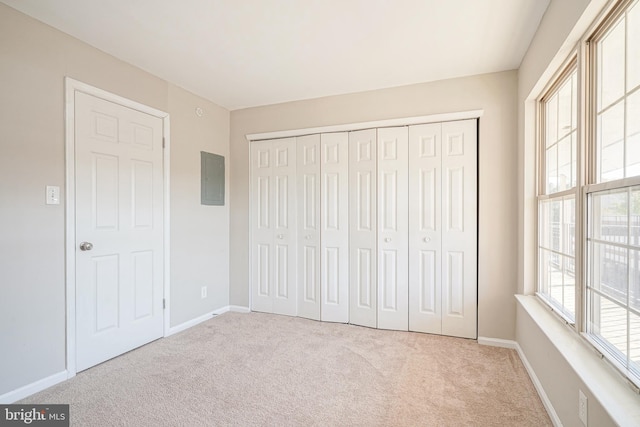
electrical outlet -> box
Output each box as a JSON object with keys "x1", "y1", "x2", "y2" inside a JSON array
[
  {"x1": 578, "y1": 389, "x2": 587, "y2": 426},
  {"x1": 201, "y1": 286, "x2": 207, "y2": 299}
]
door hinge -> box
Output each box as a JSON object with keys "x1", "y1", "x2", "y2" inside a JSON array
[
  {"x1": 162, "y1": 137, "x2": 166, "y2": 148},
  {"x1": 163, "y1": 298, "x2": 166, "y2": 309}
]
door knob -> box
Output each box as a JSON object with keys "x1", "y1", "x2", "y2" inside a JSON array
[
  {"x1": 305, "y1": 235, "x2": 312, "y2": 240},
  {"x1": 423, "y1": 237, "x2": 431, "y2": 243},
  {"x1": 277, "y1": 234, "x2": 284, "y2": 239},
  {"x1": 79, "y1": 242, "x2": 94, "y2": 251},
  {"x1": 384, "y1": 238, "x2": 391, "y2": 243}
]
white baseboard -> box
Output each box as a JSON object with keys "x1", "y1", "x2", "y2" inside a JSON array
[
  {"x1": 0, "y1": 370, "x2": 68, "y2": 404},
  {"x1": 515, "y1": 342, "x2": 563, "y2": 427},
  {"x1": 478, "y1": 337, "x2": 561, "y2": 426},
  {"x1": 165, "y1": 305, "x2": 251, "y2": 337},
  {"x1": 166, "y1": 310, "x2": 218, "y2": 337},
  {"x1": 477, "y1": 336, "x2": 518, "y2": 349}
]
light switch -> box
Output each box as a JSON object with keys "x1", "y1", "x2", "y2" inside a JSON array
[{"x1": 46, "y1": 186, "x2": 60, "y2": 205}]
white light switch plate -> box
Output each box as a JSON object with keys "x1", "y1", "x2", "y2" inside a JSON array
[{"x1": 46, "y1": 186, "x2": 60, "y2": 205}]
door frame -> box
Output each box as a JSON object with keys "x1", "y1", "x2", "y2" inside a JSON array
[{"x1": 64, "y1": 77, "x2": 171, "y2": 378}]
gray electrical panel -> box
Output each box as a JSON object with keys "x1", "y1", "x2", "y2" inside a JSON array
[{"x1": 201, "y1": 151, "x2": 225, "y2": 206}]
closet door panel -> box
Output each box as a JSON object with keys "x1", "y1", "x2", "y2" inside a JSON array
[
  {"x1": 271, "y1": 138, "x2": 298, "y2": 316},
  {"x1": 441, "y1": 120, "x2": 477, "y2": 338},
  {"x1": 408, "y1": 123, "x2": 442, "y2": 334},
  {"x1": 321, "y1": 133, "x2": 349, "y2": 322},
  {"x1": 297, "y1": 135, "x2": 321, "y2": 320},
  {"x1": 250, "y1": 141, "x2": 274, "y2": 313},
  {"x1": 349, "y1": 129, "x2": 377, "y2": 328},
  {"x1": 377, "y1": 127, "x2": 409, "y2": 331}
]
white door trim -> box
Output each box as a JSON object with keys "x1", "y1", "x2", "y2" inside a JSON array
[{"x1": 64, "y1": 77, "x2": 171, "y2": 378}]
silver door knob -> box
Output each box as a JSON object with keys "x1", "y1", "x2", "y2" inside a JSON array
[
  {"x1": 384, "y1": 238, "x2": 391, "y2": 243},
  {"x1": 79, "y1": 242, "x2": 93, "y2": 251},
  {"x1": 423, "y1": 237, "x2": 431, "y2": 243},
  {"x1": 277, "y1": 234, "x2": 284, "y2": 239},
  {"x1": 305, "y1": 235, "x2": 312, "y2": 240}
]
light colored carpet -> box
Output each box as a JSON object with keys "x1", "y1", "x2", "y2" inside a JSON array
[{"x1": 22, "y1": 312, "x2": 551, "y2": 426}]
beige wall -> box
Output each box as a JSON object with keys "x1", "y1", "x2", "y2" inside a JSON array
[
  {"x1": 0, "y1": 4, "x2": 229, "y2": 396},
  {"x1": 516, "y1": 303, "x2": 616, "y2": 426},
  {"x1": 168, "y1": 84, "x2": 230, "y2": 325},
  {"x1": 230, "y1": 70, "x2": 519, "y2": 340}
]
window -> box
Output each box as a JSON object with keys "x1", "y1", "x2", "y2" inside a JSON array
[
  {"x1": 538, "y1": 63, "x2": 578, "y2": 322},
  {"x1": 537, "y1": 0, "x2": 640, "y2": 387},
  {"x1": 586, "y1": 0, "x2": 640, "y2": 385}
]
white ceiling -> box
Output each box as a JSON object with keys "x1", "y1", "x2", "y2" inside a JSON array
[{"x1": 2, "y1": 0, "x2": 550, "y2": 110}]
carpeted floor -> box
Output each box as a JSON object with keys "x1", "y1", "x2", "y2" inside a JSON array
[{"x1": 21, "y1": 312, "x2": 551, "y2": 426}]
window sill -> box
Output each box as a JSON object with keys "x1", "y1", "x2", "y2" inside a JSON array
[{"x1": 516, "y1": 295, "x2": 640, "y2": 426}]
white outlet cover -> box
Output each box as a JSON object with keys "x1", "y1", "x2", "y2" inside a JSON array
[
  {"x1": 46, "y1": 185, "x2": 60, "y2": 205},
  {"x1": 579, "y1": 389, "x2": 587, "y2": 426}
]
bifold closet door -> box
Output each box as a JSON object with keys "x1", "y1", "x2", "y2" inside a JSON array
[
  {"x1": 349, "y1": 129, "x2": 378, "y2": 328},
  {"x1": 407, "y1": 120, "x2": 477, "y2": 338},
  {"x1": 408, "y1": 123, "x2": 442, "y2": 334},
  {"x1": 250, "y1": 138, "x2": 297, "y2": 316},
  {"x1": 441, "y1": 120, "x2": 477, "y2": 339},
  {"x1": 377, "y1": 127, "x2": 409, "y2": 331},
  {"x1": 320, "y1": 133, "x2": 349, "y2": 322},
  {"x1": 297, "y1": 135, "x2": 321, "y2": 320}
]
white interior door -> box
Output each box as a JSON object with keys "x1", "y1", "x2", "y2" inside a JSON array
[
  {"x1": 377, "y1": 127, "x2": 409, "y2": 331},
  {"x1": 75, "y1": 91, "x2": 164, "y2": 372},
  {"x1": 297, "y1": 135, "x2": 321, "y2": 320},
  {"x1": 251, "y1": 138, "x2": 298, "y2": 316},
  {"x1": 320, "y1": 132, "x2": 349, "y2": 322},
  {"x1": 250, "y1": 140, "x2": 274, "y2": 314},
  {"x1": 408, "y1": 123, "x2": 443, "y2": 334},
  {"x1": 441, "y1": 120, "x2": 477, "y2": 338},
  {"x1": 349, "y1": 129, "x2": 378, "y2": 328}
]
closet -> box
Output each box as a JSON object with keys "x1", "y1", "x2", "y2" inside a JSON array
[{"x1": 249, "y1": 118, "x2": 477, "y2": 339}]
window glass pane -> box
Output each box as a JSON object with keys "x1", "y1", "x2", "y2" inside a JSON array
[
  {"x1": 631, "y1": 249, "x2": 640, "y2": 312},
  {"x1": 564, "y1": 197, "x2": 576, "y2": 256},
  {"x1": 546, "y1": 93, "x2": 558, "y2": 147},
  {"x1": 590, "y1": 292, "x2": 629, "y2": 360},
  {"x1": 628, "y1": 1, "x2": 640, "y2": 91},
  {"x1": 571, "y1": 132, "x2": 577, "y2": 188},
  {"x1": 563, "y1": 257, "x2": 576, "y2": 315},
  {"x1": 630, "y1": 311, "x2": 640, "y2": 374},
  {"x1": 539, "y1": 249, "x2": 551, "y2": 296},
  {"x1": 592, "y1": 190, "x2": 628, "y2": 244},
  {"x1": 558, "y1": 135, "x2": 572, "y2": 192},
  {"x1": 633, "y1": 189, "x2": 640, "y2": 247},
  {"x1": 558, "y1": 79, "x2": 573, "y2": 139},
  {"x1": 598, "y1": 100, "x2": 625, "y2": 182},
  {"x1": 599, "y1": 19, "x2": 626, "y2": 110},
  {"x1": 546, "y1": 145, "x2": 558, "y2": 194},
  {"x1": 627, "y1": 89, "x2": 640, "y2": 177},
  {"x1": 539, "y1": 195, "x2": 575, "y2": 320}
]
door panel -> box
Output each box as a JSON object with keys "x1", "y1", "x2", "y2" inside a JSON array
[
  {"x1": 441, "y1": 120, "x2": 477, "y2": 339},
  {"x1": 271, "y1": 138, "x2": 297, "y2": 316},
  {"x1": 250, "y1": 141, "x2": 274, "y2": 313},
  {"x1": 349, "y1": 129, "x2": 378, "y2": 328},
  {"x1": 75, "y1": 92, "x2": 163, "y2": 372},
  {"x1": 377, "y1": 127, "x2": 408, "y2": 331},
  {"x1": 297, "y1": 135, "x2": 321, "y2": 320},
  {"x1": 409, "y1": 123, "x2": 442, "y2": 334},
  {"x1": 321, "y1": 133, "x2": 349, "y2": 322}
]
